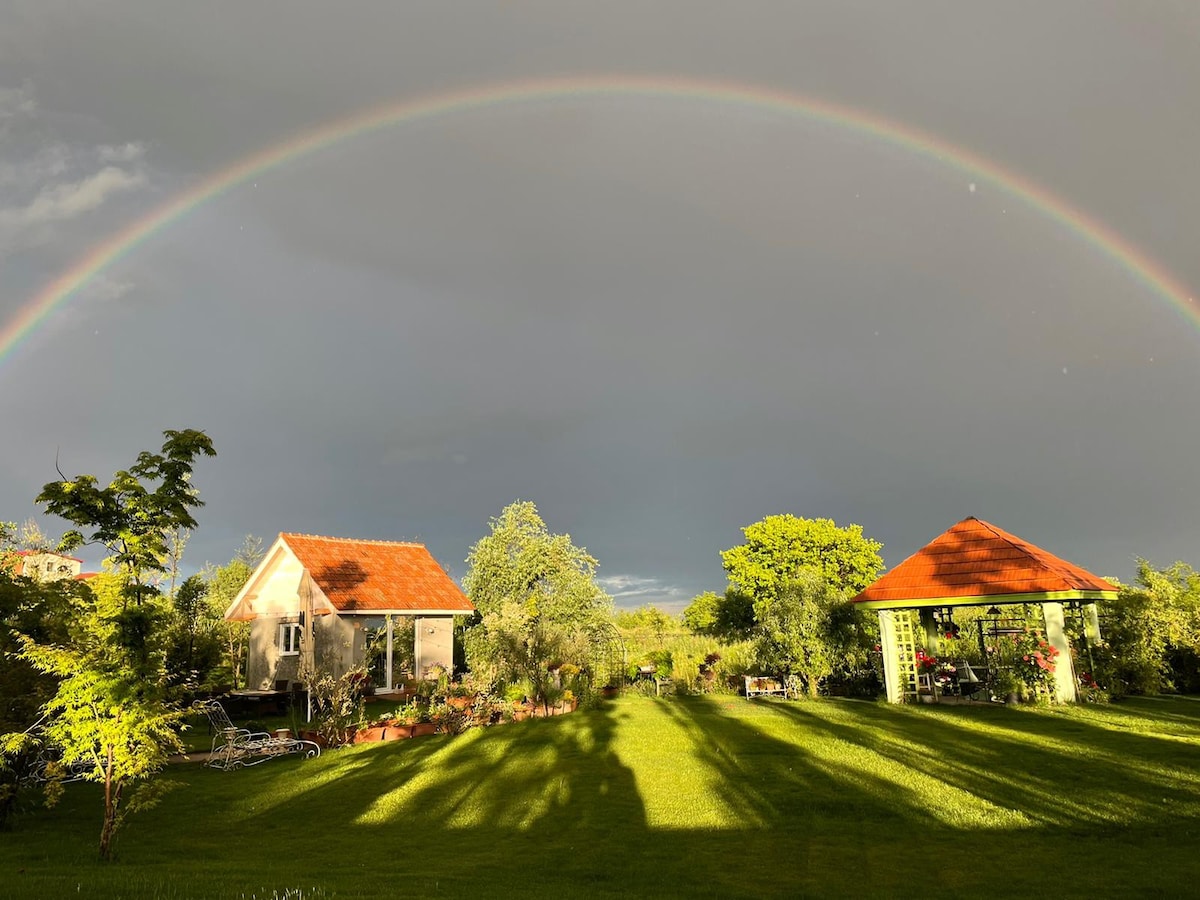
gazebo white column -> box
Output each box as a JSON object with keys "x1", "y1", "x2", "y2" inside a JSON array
[
  {"x1": 1042, "y1": 602, "x2": 1077, "y2": 703},
  {"x1": 1084, "y1": 603, "x2": 1103, "y2": 645},
  {"x1": 385, "y1": 614, "x2": 394, "y2": 691},
  {"x1": 878, "y1": 610, "x2": 903, "y2": 704}
]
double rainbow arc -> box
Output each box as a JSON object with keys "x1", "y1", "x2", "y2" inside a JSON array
[{"x1": 2, "y1": 75, "x2": 1196, "y2": 369}]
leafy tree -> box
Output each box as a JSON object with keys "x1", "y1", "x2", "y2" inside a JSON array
[
  {"x1": 15, "y1": 518, "x2": 53, "y2": 552},
  {"x1": 463, "y1": 501, "x2": 612, "y2": 709},
  {"x1": 614, "y1": 605, "x2": 674, "y2": 644},
  {"x1": 753, "y1": 570, "x2": 842, "y2": 697},
  {"x1": 233, "y1": 534, "x2": 265, "y2": 568},
  {"x1": 1098, "y1": 560, "x2": 1200, "y2": 695},
  {"x1": 201, "y1": 555, "x2": 256, "y2": 688},
  {"x1": 0, "y1": 559, "x2": 87, "y2": 829},
  {"x1": 164, "y1": 574, "x2": 222, "y2": 690},
  {"x1": 2, "y1": 429, "x2": 215, "y2": 859},
  {"x1": 682, "y1": 589, "x2": 756, "y2": 640},
  {"x1": 38, "y1": 429, "x2": 216, "y2": 612},
  {"x1": 681, "y1": 591, "x2": 721, "y2": 634},
  {"x1": 719, "y1": 515, "x2": 883, "y2": 694},
  {"x1": 161, "y1": 526, "x2": 190, "y2": 600},
  {"x1": 722, "y1": 514, "x2": 883, "y2": 598}
]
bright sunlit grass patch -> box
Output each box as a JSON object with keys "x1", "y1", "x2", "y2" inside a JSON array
[{"x1": 4, "y1": 695, "x2": 1200, "y2": 898}]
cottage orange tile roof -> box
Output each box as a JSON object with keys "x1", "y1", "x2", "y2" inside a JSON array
[
  {"x1": 852, "y1": 517, "x2": 1118, "y2": 605},
  {"x1": 281, "y1": 533, "x2": 475, "y2": 613}
]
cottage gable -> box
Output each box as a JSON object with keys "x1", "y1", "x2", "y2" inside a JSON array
[{"x1": 225, "y1": 533, "x2": 474, "y2": 622}]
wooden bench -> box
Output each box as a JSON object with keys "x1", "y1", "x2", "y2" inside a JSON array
[{"x1": 744, "y1": 676, "x2": 789, "y2": 700}]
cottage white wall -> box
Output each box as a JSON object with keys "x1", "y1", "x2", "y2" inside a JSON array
[
  {"x1": 247, "y1": 611, "x2": 361, "y2": 689},
  {"x1": 17, "y1": 553, "x2": 81, "y2": 582},
  {"x1": 415, "y1": 616, "x2": 454, "y2": 676},
  {"x1": 246, "y1": 618, "x2": 280, "y2": 689},
  {"x1": 248, "y1": 552, "x2": 306, "y2": 616},
  {"x1": 316, "y1": 612, "x2": 357, "y2": 676}
]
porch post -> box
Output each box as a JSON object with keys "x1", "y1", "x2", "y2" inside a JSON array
[
  {"x1": 385, "y1": 615, "x2": 394, "y2": 692},
  {"x1": 919, "y1": 608, "x2": 940, "y2": 658},
  {"x1": 1042, "y1": 602, "x2": 1077, "y2": 703},
  {"x1": 1084, "y1": 603, "x2": 1103, "y2": 645},
  {"x1": 878, "y1": 610, "x2": 902, "y2": 704}
]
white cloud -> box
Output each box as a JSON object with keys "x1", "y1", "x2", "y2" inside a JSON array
[
  {"x1": 0, "y1": 80, "x2": 150, "y2": 254},
  {"x1": 98, "y1": 142, "x2": 145, "y2": 164},
  {"x1": 82, "y1": 274, "x2": 136, "y2": 303},
  {"x1": 0, "y1": 81, "x2": 36, "y2": 119},
  {"x1": 1, "y1": 165, "x2": 145, "y2": 229},
  {"x1": 599, "y1": 574, "x2": 691, "y2": 612}
]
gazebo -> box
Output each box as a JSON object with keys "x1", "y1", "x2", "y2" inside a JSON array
[{"x1": 852, "y1": 517, "x2": 1118, "y2": 703}]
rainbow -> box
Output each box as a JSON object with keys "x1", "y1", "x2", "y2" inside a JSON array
[{"x1": 3, "y1": 74, "x2": 1196, "y2": 367}]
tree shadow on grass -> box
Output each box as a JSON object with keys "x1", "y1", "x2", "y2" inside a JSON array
[
  {"x1": 764, "y1": 699, "x2": 1200, "y2": 830},
  {"x1": 10, "y1": 697, "x2": 1200, "y2": 899}
]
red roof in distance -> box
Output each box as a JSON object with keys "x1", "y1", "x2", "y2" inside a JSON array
[
  {"x1": 280, "y1": 533, "x2": 474, "y2": 614},
  {"x1": 852, "y1": 517, "x2": 1118, "y2": 606}
]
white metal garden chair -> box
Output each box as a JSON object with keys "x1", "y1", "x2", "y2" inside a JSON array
[{"x1": 192, "y1": 699, "x2": 320, "y2": 770}]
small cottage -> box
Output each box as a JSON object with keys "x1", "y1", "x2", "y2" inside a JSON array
[{"x1": 224, "y1": 533, "x2": 475, "y2": 691}]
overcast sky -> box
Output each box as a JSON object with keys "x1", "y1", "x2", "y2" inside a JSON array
[{"x1": 2, "y1": 2, "x2": 1198, "y2": 610}]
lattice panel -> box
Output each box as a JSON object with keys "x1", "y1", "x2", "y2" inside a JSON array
[{"x1": 893, "y1": 611, "x2": 920, "y2": 700}]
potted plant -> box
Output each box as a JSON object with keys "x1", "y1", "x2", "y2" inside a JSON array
[
  {"x1": 412, "y1": 703, "x2": 437, "y2": 737},
  {"x1": 446, "y1": 682, "x2": 475, "y2": 712},
  {"x1": 426, "y1": 701, "x2": 458, "y2": 734},
  {"x1": 992, "y1": 669, "x2": 1021, "y2": 704},
  {"x1": 354, "y1": 720, "x2": 389, "y2": 743},
  {"x1": 386, "y1": 704, "x2": 419, "y2": 739}
]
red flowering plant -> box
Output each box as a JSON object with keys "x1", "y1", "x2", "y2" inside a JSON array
[
  {"x1": 1014, "y1": 629, "x2": 1059, "y2": 697},
  {"x1": 915, "y1": 650, "x2": 939, "y2": 675},
  {"x1": 915, "y1": 650, "x2": 957, "y2": 692}
]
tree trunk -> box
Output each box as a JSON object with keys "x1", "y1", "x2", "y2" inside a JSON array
[{"x1": 98, "y1": 749, "x2": 123, "y2": 861}]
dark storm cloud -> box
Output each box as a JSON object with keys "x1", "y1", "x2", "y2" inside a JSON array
[{"x1": 2, "y1": 2, "x2": 1197, "y2": 607}]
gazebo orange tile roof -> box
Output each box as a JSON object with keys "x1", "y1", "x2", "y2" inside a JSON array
[
  {"x1": 281, "y1": 533, "x2": 475, "y2": 613},
  {"x1": 851, "y1": 517, "x2": 1118, "y2": 608}
]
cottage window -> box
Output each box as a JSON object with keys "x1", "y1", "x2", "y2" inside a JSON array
[{"x1": 279, "y1": 623, "x2": 302, "y2": 655}]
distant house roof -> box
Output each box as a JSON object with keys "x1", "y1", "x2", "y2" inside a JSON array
[
  {"x1": 11, "y1": 549, "x2": 83, "y2": 562},
  {"x1": 5, "y1": 549, "x2": 84, "y2": 579},
  {"x1": 280, "y1": 533, "x2": 474, "y2": 613},
  {"x1": 851, "y1": 517, "x2": 1119, "y2": 609},
  {"x1": 224, "y1": 533, "x2": 475, "y2": 621}
]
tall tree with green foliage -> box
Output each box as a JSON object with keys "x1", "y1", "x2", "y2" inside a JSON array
[
  {"x1": 682, "y1": 589, "x2": 757, "y2": 640},
  {"x1": 1099, "y1": 559, "x2": 1200, "y2": 695},
  {"x1": 0, "y1": 535, "x2": 89, "y2": 829},
  {"x1": 753, "y1": 570, "x2": 843, "y2": 697},
  {"x1": 695, "y1": 515, "x2": 884, "y2": 693},
  {"x1": 721, "y1": 515, "x2": 883, "y2": 598},
  {"x1": 463, "y1": 501, "x2": 612, "y2": 709},
  {"x1": 200, "y1": 552, "x2": 257, "y2": 688},
  {"x1": 2, "y1": 429, "x2": 215, "y2": 859}
]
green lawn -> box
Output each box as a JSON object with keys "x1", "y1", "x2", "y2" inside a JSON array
[{"x1": 5, "y1": 695, "x2": 1200, "y2": 898}]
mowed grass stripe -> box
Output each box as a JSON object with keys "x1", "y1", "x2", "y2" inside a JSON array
[{"x1": 3, "y1": 695, "x2": 1200, "y2": 898}]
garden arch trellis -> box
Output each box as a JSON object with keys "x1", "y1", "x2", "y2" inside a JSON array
[
  {"x1": 584, "y1": 621, "x2": 627, "y2": 694},
  {"x1": 852, "y1": 517, "x2": 1116, "y2": 704}
]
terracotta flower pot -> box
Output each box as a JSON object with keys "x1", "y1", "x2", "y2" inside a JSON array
[
  {"x1": 384, "y1": 724, "x2": 414, "y2": 740},
  {"x1": 355, "y1": 726, "x2": 387, "y2": 744},
  {"x1": 412, "y1": 722, "x2": 437, "y2": 737}
]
